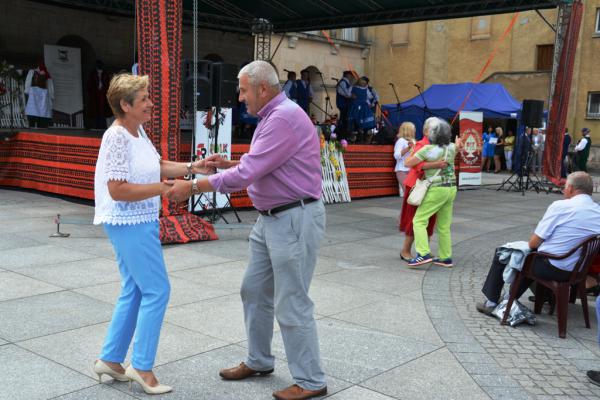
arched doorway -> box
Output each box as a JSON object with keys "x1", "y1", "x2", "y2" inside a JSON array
[
  {"x1": 304, "y1": 65, "x2": 330, "y2": 122},
  {"x1": 56, "y1": 35, "x2": 96, "y2": 128}
]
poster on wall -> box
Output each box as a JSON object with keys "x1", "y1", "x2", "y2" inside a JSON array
[
  {"x1": 44, "y1": 44, "x2": 84, "y2": 127},
  {"x1": 190, "y1": 108, "x2": 233, "y2": 211},
  {"x1": 458, "y1": 111, "x2": 483, "y2": 186}
]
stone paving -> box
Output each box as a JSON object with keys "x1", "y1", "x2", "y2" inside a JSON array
[{"x1": 1, "y1": 173, "x2": 600, "y2": 399}]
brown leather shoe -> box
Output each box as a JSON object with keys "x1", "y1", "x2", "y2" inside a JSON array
[
  {"x1": 219, "y1": 362, "x2": 274, "y2": 380},
  {"x1": 272, "y1": 384, "x2": 327, "y2": 400}
]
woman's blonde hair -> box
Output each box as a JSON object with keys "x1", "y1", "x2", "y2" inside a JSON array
[
  {"x1": 106, "y1": 73, "x2": 149, "y2": 118},
  {"x1": 398, "y1": 121, "x2": 416, "y2": 140},
  {"x1": 495, "y1": 126, "x2": 503, "y2": 136}
]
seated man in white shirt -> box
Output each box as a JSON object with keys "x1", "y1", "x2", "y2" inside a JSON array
[{"x1": 476, "y1": 172, "x2": 600, "y2": 315}]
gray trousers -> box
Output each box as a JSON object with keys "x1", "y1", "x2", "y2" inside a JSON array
[{"x1": 242, "y1": 200, "x2": 326, "y2": 390}]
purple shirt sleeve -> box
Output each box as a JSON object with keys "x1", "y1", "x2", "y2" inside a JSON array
[{"x1": 208, "y1": 116, "x2": 300, "y2": 193}]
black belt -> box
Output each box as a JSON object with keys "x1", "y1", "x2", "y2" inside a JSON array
[
  {"x1": 436, "y1": 182, "x2": 455, "y2": 187},
  {"x1": 258, "y1": 198, "x2": 318, "y2": 216}
]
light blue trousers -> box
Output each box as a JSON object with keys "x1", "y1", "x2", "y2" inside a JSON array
[
  {"x1": 242, "y1": 200, "x2": 327, "y2": 391},
  {"x1": 99, "y1": 221, "x2": 170, "y2": 370}
]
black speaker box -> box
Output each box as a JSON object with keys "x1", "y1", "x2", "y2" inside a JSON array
[
  {"x1": 210, "y1": 62, "x2": 238, "y2": 108},
  {"x1": 521, "y1": 99, "x2": 544, "y2": 128},
  {"x1": 182, "y1": 60, "x2": 213, "y2": 111}
]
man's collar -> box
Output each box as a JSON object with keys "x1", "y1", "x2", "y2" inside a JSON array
[
  {"x1": 569, "y1": 193, "x2": 592, "y2": 201},
  {"x1": 257, "y1": 91, "x2": 286, "y2": 119}
]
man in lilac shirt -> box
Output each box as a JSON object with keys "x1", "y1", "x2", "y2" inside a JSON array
[{"x1": 167, "y1": 61, "x2": 327, "y2": 400}]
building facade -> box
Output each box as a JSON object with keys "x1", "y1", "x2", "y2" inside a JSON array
[
  {"x1": 269, "y1": 29, "x2": 370, "y2": 123},
  {"x1": 365, "y1": 2, "x2": 600, "y2": 165}
]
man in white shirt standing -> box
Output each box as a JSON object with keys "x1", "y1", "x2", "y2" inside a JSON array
[
  {"x1": 574, "y1": 127, "x2": 591, "y2": 172},
  {"x1": 476, "y1": 172, "x2": 600, "y2": 315}
]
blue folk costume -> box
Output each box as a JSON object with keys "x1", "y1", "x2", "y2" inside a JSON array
[
  {"x1": 482, "y1": 131, "x2": 497, "y2": 158},
  {"x1": 296, "y1": 79, "x2": 311, "y2": 113},
  {"x1": 349, "y1": 86, "x2": 375, "y2": 131}
]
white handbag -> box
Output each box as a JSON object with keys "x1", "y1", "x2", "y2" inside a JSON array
[{"x1": 407, "y1": 146, "x2": 449, "y2": 206}]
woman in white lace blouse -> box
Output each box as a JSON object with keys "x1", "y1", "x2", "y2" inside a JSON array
[{"x1": 92, "y1": 74, "x2": 211, "y2": 394}]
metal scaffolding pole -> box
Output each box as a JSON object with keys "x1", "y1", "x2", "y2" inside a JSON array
[{"x1": 252, "y1": 18, "x2": 273, "y2": 60}]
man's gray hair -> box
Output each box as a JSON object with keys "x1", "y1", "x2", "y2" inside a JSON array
[
  {"x1": 566, "y1": 171, "x2": 593, "y2": 195},
  {"x1": 238, "y1": 60, "x2": 280, "y2": 90},
  {"x1": 425, "y1": 117, "x2": 451, "y2": 146}
]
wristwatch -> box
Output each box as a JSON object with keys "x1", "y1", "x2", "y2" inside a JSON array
[
  {"x1": 186, "y1": 161, "x2": 193, "y2": 177},
  {"x1": 191, "y1": 178, "x2": 198, "y2": 195}
]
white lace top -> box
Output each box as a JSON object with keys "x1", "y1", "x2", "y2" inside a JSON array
[{"x1": 93, "y1": 125, "x2": 162, "y2": 225}]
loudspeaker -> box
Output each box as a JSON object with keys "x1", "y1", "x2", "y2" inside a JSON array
[
  {"x1": 521, "y1": 99, "x2": 544, "y2": 128},
  {"x1": 210, "y1": 62, "x2": 238, "y2": 108},
  {"x1": 182, "y1": 60, "x2": 213, "y2": 111}
]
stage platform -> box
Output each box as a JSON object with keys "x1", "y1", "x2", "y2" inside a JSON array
[{"x1": 0, "y1": 130, "x2": 399, "y2": 206}]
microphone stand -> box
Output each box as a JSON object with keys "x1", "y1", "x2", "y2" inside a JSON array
[
  {"x1": 387, "y1": 82, "x2": 403, "y2": 131},
  {"x1": 309, "y1": 100, "x2": 334, "y2": 120},
  {"x1": 389, "y1": 83, "x2": 402, "y2": 115},
  {"x1": 415, "y1": 84, "x2": 433, "y2": 119},
  {"x1": 413, "y1": 84, "x2": 436, "y2": 141},
  {"x1": 317, "y1": 72, "x2": 332, "y2": 119}
]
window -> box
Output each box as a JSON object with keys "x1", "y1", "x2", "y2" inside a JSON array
[
  {"x1": 340, "y1": 28, "x2": 357, "y2": 42},
  {"x1": 595, "y1": 8, "x2": 600, "y2": 34},
  {"x1": 536, "y1": 44, "x2": 554, "y2": 71},
  {"x1": 471, "y1": 16, "x2": 491, "y2": 40},
  {"x1": 391, "y1": 24, "x2": 409, "y2": 46},
  {"x1": 587, "y1": 92, "x2": 600, "y2": 119}
]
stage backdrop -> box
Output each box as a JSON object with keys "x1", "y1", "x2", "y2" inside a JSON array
[{"x1": 458, "y1": 111, "x2": 483, "y2": 187}]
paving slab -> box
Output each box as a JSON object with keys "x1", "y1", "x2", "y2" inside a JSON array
[
  {"x1": 75, "y1": 275, "x2": 230, "y2": 308},
  {"x1": 0, "y1": 345, "x2": 96, "y2": 400},
  {"x1": 52, "y1": 385, "x2": 138, "y2": 399},
  {"x1": 271, "y1": 318, "x2": 440, "y2": 384},
  {"x1": 325, "y1": 385, "x2": 396, "y2": 399},
  {"x1": 2, "y1": 186, "x2": 600, "y2": 399},
  {"x1": 15, "y1": 257, "x2": 121, "y2": 290},
  {"x1": 160, "y1": 245, "x2": 238, "y2": 272},
  {"x1": 0, "y1": 232, "x2": 44, "y2": 251},
  {"x1": 313, "y1": 255, "x2": 355, "y2": 275},
  {"x1": 187, "y1": 239, "x2": 252, "y2": 261},
  {"x1": 322, "y1": 225, "x2": 386, "y2": 246},
  {"x1": 19, "y1": 321, "x2": 228, "y2": 380},
  {"x1": 141, "y1": 344, "x2": 353, "y2": 399},
  {"x1": 171, "y1": 260, "x2": 247, "y2": 293},
  {"x1": 0, "y1": 271, "x2": 63, "y2": 301},
  {"x1": 362, "y1": 348, "x2": 490, "y2": 400},
  {"x1": 330, "y1": 296, "x2": 443, "y2": 346},
  {"x1": 165, "y1": 294, "x2": 247, "y2": 343},
  {"x1": 51, "y1": 237, "x2": 115, "y2": 259},
  {"x1": 0, "y1": 243, "x2": 96, "y2": 271},
  {"x1": 353, "y1": 206, "x2": 401, "y2": 219},
  {"x1": 0, "y1": 291, "x2": 113, "y2": 342},
  {"x1": 308, "y1": 279, "x2": 396, "y2": 317},
  {"x1": 315, "y1": 265, "x2": 423, "y2": 297}
]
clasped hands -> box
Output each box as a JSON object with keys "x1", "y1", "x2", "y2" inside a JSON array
[{"x1": 162, "y1": 154, "x2": 231, "y2": 202}]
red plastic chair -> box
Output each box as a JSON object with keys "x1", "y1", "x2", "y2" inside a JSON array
[{"x1": 501, "y1": 234, "x2": 600, "y2": 338}]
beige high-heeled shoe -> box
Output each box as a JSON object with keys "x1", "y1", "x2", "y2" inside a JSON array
[
  {"x1": 93, "y1": 360, "x2": 128, "y2": 383},
  {"x1": 125, "y1": 365, "x2": 173, "y2": 395}
]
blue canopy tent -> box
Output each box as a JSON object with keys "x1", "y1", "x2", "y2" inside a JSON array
[{"x1": 382, "y1": 82, "x2": 522, "y2": 139}]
